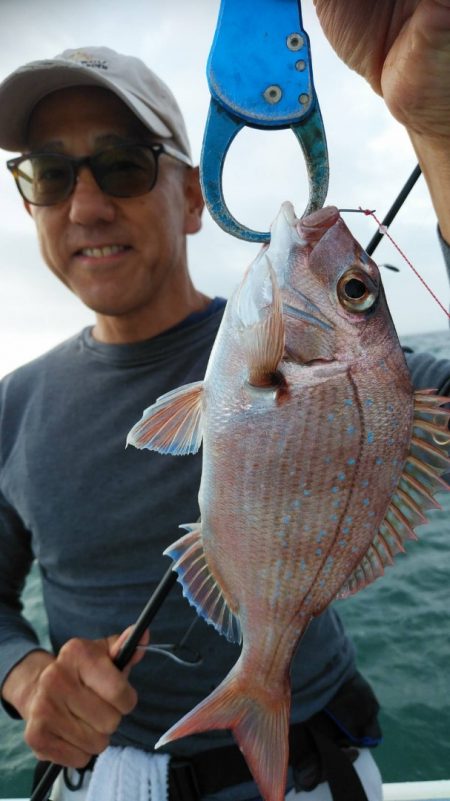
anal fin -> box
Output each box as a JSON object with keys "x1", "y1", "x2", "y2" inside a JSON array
[{"x1": 165, "y1": 523, "x2": 242, "y2": 644}]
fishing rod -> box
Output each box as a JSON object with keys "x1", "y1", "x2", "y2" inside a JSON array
[
  {"x1": 365, "y1": 163, "x2": 422, "y2": 256},
  {"x1": 29, "y1": 566, "x2": 177, "y2": 801}
]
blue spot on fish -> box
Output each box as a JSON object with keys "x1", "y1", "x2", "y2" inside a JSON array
[
  {"x1": 327, "y1": 413, "x2": 335, "y2": 422},
  {"x1": 338, "y1": 472, "x2": 345, "y2": 481},
  {"x1": 331, "y1": 486, "x2": 339, "y2": 494},
  {"x1": 316, "y1": 548, "x2": 322, "y2": 556},
  {"x1": 347, "y1": 425, "x2": 356, "y2": 435},
  {"x1": 324, "y1": 556, "x2": 334, "y2": 573},
  {"x1": 361, "y1": 479, "x2": 369, "y2": 488},
  {"x1": 342, "y1": 527, "x2": 350, "y2": 535},
  {"x1": 363, "y1": 498, "x2": 370, "y2": 506},
  {"x1": 282, "y1": 515, "x2": 291, "y2": 525},
  {"x1": 367, "y1": 431, "x2": 374, "y2": 444},
  {"x1": 347, "y1": 458, "x2": 356, "y2": 466},
  {"x1": 291, "y1": 499, "x2": 301, "y2": 509},
  {"x1": 376, "y1": 457, "x2": 384, "y2": 465},
  {"x1": 303, "y1": 489, "x2": 311, "y2": 497},
  {"x1": 365, "y1": 398, "x2": 374, "y2": 407},
  {"x1": 344, "y1": 398, "x2": 353, "y2": 406}
]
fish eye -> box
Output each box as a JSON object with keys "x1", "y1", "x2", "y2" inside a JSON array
[{"x1": 337, "y1": 268, "x2": 378, "y2": 313}]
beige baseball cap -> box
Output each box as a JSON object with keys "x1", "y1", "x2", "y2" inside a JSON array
[{"x1": 0, "y1": 46, "x2": 192, "y2": 164}]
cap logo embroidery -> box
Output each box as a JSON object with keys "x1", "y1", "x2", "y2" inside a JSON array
[{"x1": 67, "y1": 50, "x2": 109, "y2": 70}]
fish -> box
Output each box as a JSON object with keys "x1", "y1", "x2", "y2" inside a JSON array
[{"x1": 127, "y1": 204, "x2": 450, "y2": 801}]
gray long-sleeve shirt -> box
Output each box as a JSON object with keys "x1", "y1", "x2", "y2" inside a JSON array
[
  {"x1": 0, "y1": 308, "x2": 358, "y2": 756},
  {"x1": 0, "y1": 234, "x2": 449, "y2": 757}
]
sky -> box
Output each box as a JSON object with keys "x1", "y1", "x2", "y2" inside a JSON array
[{"x1": 0, "y1": 0, "x2": 449, "y2": 378}]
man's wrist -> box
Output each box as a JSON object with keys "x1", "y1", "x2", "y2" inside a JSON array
[
  {"x1": 408, "y1": 130, "x2": 450, "y2": 243},
  {"x1": 2, "y1": 649, "x2": 54, "y2": 719}
]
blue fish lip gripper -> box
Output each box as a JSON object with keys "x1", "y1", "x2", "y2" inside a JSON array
[{"x1": 200, "y1": 0, "x2": 329, "y2": 243}]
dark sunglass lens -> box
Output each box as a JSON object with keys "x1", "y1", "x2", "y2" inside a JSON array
[
  {"x1": 94, "y1": 146, "x2": 157, "y2": 197},
  {"x1": 17, "y1": 155, "x2": 73, "y2": 205}
]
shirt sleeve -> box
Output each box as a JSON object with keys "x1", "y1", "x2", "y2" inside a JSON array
[
  {"x1": 438, "y1": 226, "x2": 450, "y2": 322},
  {"x1": 406, "y1": 351, "x2": 450, "y2": 397},
  {"x1": 405, "y1": 349, "x2": 450, "y2": 487},
  {"x1": 0, "y1": 491, "x2": 44, "y2": 716}
]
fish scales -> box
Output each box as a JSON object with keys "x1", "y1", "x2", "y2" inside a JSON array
[{"x1": 128, "y1": 204, "x2": 450, "y2": 801}]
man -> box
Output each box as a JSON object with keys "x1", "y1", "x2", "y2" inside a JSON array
[{"x1": 0, "y1": 4, "x2": 448, "y2": 801}]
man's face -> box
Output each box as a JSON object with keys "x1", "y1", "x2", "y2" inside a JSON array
[{"x1": 25, "y1": 86, "x2": 203, "y2": 335}]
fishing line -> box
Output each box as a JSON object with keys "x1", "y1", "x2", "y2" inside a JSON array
[{"x1": 361, "y1": 208, "x2": 450, "y2": 321}]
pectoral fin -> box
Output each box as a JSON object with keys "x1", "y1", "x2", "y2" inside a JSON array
[
  {"x1": 236, "y1": 256, "x2": 285, "y2": 387},
  {"x1": 126, "y1": 381, "x2": 204, "y2": 455}
]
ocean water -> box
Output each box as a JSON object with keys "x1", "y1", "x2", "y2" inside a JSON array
[{"x1": 0, "y1": 330, "x2": 449, "y2": 798}]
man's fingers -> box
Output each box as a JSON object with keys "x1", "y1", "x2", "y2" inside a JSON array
[
  {"x1": 108, "y1": 625, "x2": 150, "y2": 675},
  {"x1": 21, "y1": 632, "x2": 143, "y2": 767},
  {"x1": 25, "y1": 723, "x2": 93, "y2": 770},
  {"x1": 24, "y1": 686, "x2": 105, "y2": 768},
  {"x1": 59, "y1": 638, "x2": 138, "y2": 715}
]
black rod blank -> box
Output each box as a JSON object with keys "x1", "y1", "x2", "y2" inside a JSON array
[{"x1": 365, "y1": 164, "x2": 422, "y2": 256}]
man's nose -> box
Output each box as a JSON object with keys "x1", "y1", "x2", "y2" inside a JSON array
[{"x1": 68, "y1": 166, "x2": 116, "y2": 224}]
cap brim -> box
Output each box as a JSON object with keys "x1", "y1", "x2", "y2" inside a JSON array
[{"x1": 0, "y1": 59, "x2": 172, "y2": 152}]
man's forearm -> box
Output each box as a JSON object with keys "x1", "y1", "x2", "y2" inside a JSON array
[{"x1": 408, "y1": 131, "x2": 450, "y2": 244}]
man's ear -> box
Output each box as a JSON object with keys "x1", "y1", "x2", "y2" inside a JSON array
[{"x1": 184, "y1": 166, "x2": 204, "y2": 235}]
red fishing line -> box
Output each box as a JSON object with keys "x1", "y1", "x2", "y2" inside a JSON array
[{"x1": 360, "y1": 207, "x2": 450, "y2": 320}]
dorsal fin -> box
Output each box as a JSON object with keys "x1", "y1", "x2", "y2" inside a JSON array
[{"x1": 337, "y1": 391, "x2": 449, "y2": 600}]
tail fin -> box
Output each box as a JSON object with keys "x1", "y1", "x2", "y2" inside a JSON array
[{"x1": 155, "y1": 666, "x2": 290, "y2": 801}]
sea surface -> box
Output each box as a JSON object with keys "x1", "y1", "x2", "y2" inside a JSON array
[{"x1": 1, "y1": 330, "x2": 449, "y2": 798}]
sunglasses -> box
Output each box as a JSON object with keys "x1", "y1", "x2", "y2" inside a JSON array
[{"x1": 6, "y1": 142, "x2": 183, "y2": 207}]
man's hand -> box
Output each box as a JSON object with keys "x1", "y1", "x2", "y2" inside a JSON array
[
  {"x1": 313, "y1": 0, "x2": 450, "y2": 137},
  {"x1": 314, "y1": 0, "x2": 450, "y2": 240},
  {"x1": 2, "y1": 628, "x2": 148, "y2": 768}
]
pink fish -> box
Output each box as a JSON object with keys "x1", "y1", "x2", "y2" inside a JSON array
[{"x1": 127, "y1": 205, "x2": 450, "y2": 801}]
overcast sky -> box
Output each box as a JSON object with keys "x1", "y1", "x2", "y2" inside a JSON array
[{"x1": 0, "y1": 0, "x2": 448, "y2": 378}]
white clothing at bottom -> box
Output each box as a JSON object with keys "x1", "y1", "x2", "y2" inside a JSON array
[
  {"x1": 51, "y1": 746, "x2": 382, "y2": 801},
  {"x1": 51, "y1": 746, "x2": 169, "y2": 801}
]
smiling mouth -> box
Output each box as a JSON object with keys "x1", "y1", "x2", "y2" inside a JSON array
[{"x1": 77, "y1": 244, "x2": 130, "y2": 258}]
